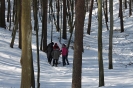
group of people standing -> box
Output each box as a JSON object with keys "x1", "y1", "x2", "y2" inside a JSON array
[{"x1": 46, "y1": 42, "x2": 69, "y2": 67}]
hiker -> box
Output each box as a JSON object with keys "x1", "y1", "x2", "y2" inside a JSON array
[
  {"x1": 51, "y1": 45, "x2": 61, "y2": 67},
  {"x1": 61, "y1": 44, "x2": 69, "y2": 66},
  {"x1": 46, "y1": 42, "x2": 54, "y2": 64},
  {"x1": 53, "y1": 43, "x2": 60, "y2": 50}
]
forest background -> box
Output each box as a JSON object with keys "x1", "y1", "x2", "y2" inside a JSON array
[{"x1": 0, "y1": 0, "x2": 133, "y2": 88}]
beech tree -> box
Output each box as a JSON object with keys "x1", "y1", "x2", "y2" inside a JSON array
[
  {"x1": 72, "y1": 0, "x2": 85, "y2": 88},
  {"x1": 20, "y1": 0, "x2": 35, "y2": 87}
]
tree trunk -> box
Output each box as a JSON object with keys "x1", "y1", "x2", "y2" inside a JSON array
[
  {"x1": 62, "y1": 0, "x2": 67, "y2": 39},
  {"x1": 119, "y1": 0, "x2": 124, "y2": 32},
  {"x1": 9, "y1": 6, "x2": 11, "y2": 31},
  {"x1": 72, "y1": 0, "x2": 85, "y2": 88},
  {"x1": 18, "y1": 0, "x2": 22, "y2": 49},
  {"x1": 105, "y1": 0, "x2": 108, "y2": 22},
  {"x1": 10, "y1": 0, "x2": 20, "y2": 48},
  {"x1": 67, "y1": 22, "x2": 75, "y2": 49},
  {"x1": 42, "y1": 0, "x2": 48, "y2": 52},
  {"x1": 108, "y1": 0, "x2": 113, "y2": 69},
  {"x1": 57, "y1": 0, "x2": 60, "y2": 32},
  {"x1": 12, "y1": 0, "x2": 16, "y2": 22},
  {"x1": 20, "y1": 0, "x2": 34, "y2": 87},
  {"x1": 125, "y1": 0, "x2": 127, "y2": 9},
  {"x1": 87, "y1": 0, "x2": 94, "y2": 35},
  {"x1": 7, "y1": 0, "x2": 11, "y2": 22},
  {"x1": 103, "y1": 1, "x2": 109, "y2": 30},
  {"x1": 33, "y1": 0, "x2": 40, "y2": 87},
  {"x1": 98, "y1": 0, "x2": 105, "y2": 87},
  {"x1": 0, "y1": 0, "x2": 6, "y2": 28},
  {"x1": 129, "y1": 0, "x2": 132, "y2": 16}
]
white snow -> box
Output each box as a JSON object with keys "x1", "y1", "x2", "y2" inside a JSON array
[{"x1": 0, "y1": 0, "x2": 133, "y2": 88}]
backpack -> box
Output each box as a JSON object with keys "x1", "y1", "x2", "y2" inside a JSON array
[{"x1": 52, "y1": 49, "x2": 60, "y2": 59}]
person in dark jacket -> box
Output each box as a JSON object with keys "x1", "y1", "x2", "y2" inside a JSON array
[{"x1": 46, "y1": 42, "x2": 54, "y2": 64}]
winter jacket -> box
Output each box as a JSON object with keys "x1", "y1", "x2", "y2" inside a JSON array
[
  {"x1": 52, "y1": 49, "x2": 60, "y2": 60},
  {"x1": 61, "y1": 47, "x2": 68, "y2": 56},
  {"x1": 53, "y1": 43, "x2": 60, "y2": 50},
  {"x1": 46, "y1": 43, "x2": 53, "y2": 58}
]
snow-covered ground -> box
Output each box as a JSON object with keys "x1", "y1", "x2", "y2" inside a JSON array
[{"x1": 0, "y1": 0, "x2": 133, "y2": 88}]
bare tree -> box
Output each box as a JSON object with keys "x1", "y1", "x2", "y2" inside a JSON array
[
  {"x1": 129, "y1": 0, "x2": 132, "y2": 16},
  {"x1": 7, "y1": 0, "x2": 11, "y2": 22},
  {"x1": 103, "y1": 0, "x2": 109, "y2": 30},
  {"x1": 18, "y1": 0, "x2": 22, "y2": 49},
  {"x1": 62, "y1": 0, "x2": 67, "y2": 39},
  {"x1": 72, "y1": 0, "x2": 85, "y2": 88},
  {"x1": 57, "y1": 0, "x2": 60, "y2": 32},
  {"x1": 40, "y1": 0, "x2": 48, "y2": 52},
  {"x1": 67, "y1": 0, "x2": 75, "y2": 48},
  {"x1": 108, "y1": 0, "x2": 113, "y2": 69},
  {"x1": 10, "y1": 0, "x2": 20, "y2": 48},
  {"x1": 87, "y1": 0, "x2": 94, "y2": 35},
  {"x1": 124, "y1": 0, "x2": 127, "y2": 9},
  {"x1": 119, "y1": 0, "x2": 124, "y2": 32},
  {"x1": 0, "y1": 0, "x2": 6, "y2": 28},
  {"x1": 98, "y1": 0, "x2": 105, "y2": 87},
  {"x1": 33, "y1": 0, "x2": 40, "y2": 87},
  {"x1": 20, "y1": 0, "x2": 35, "y2": 87}
]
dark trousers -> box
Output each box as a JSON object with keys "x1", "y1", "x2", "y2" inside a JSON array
[
  {"x1": 48, "y1": 56, "x2": 52, "y2": 64},
  {"x1": 65, "y1": 55, "x2": 69, "y2": 65},
  {"x1": 47, "y1": 51, "x2": 53, "y2": 64},
  {"x1": 53, "y1": 59, "x2": 58, "y2": 66},
  {"x1": 62, "y1": 55, "x2": 69, "y2": 66},
  {"x1": 62, "y1": 56, "x2": 66, "y2": 66}
]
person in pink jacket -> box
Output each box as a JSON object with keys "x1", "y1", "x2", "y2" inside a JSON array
[{"x1": 61, "y1": 44, "x2": 69, "y2": 66}]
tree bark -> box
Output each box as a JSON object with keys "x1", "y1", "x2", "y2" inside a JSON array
[
  {"x1": 109, "y1": 0, "x2": 113, "y2": 69},
  {"x1": 98, "y1": 0, "x2": 105, "y2": 87},
  {"x1": 125, "y1": 0, "x2": 127, "y2": 9},
  {"x1": 72, "y1": 0, "x2": 85, "y2": 88},
  {"x1": 0, "y1": 0, "x2": 6, "y2": 28},
  {"x1": 62, "y1": 0, "x2": 67, "y2": 39},
  {"x1": 10, "y1": 0, "x2": 20, "y2": 48},
  {"x1": 41, "y1": 0, "x2": 48, "y2": 52},
  {"x1": 87, "y1": 0, "x2": 94, "y2": 35},
  {"x1": 7, "y1": 0, "x2": 11, "y2": 22},
  {"x1": 18, "y1": 0, "x2": 22, "y2": 49},
  {"x1": 33, "y1": 0, "x2": 40, "y2": 87},
  {"x1": 119, "y1": 0, "x2": 124, "y2": 32},
  {"x1": 57, "y1": 0, "x2": 60, "y2": 32},
  {"x1": 20, "y1": 0, "x2": 34, "y2": 87},
  {"x1": 129, "y1": 0, "x2": 132, "y2": 16}
]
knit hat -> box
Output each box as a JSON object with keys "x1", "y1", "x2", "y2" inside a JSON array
[{"x1": 55, "y1": 43, "x2": 57, "y2": 45}]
